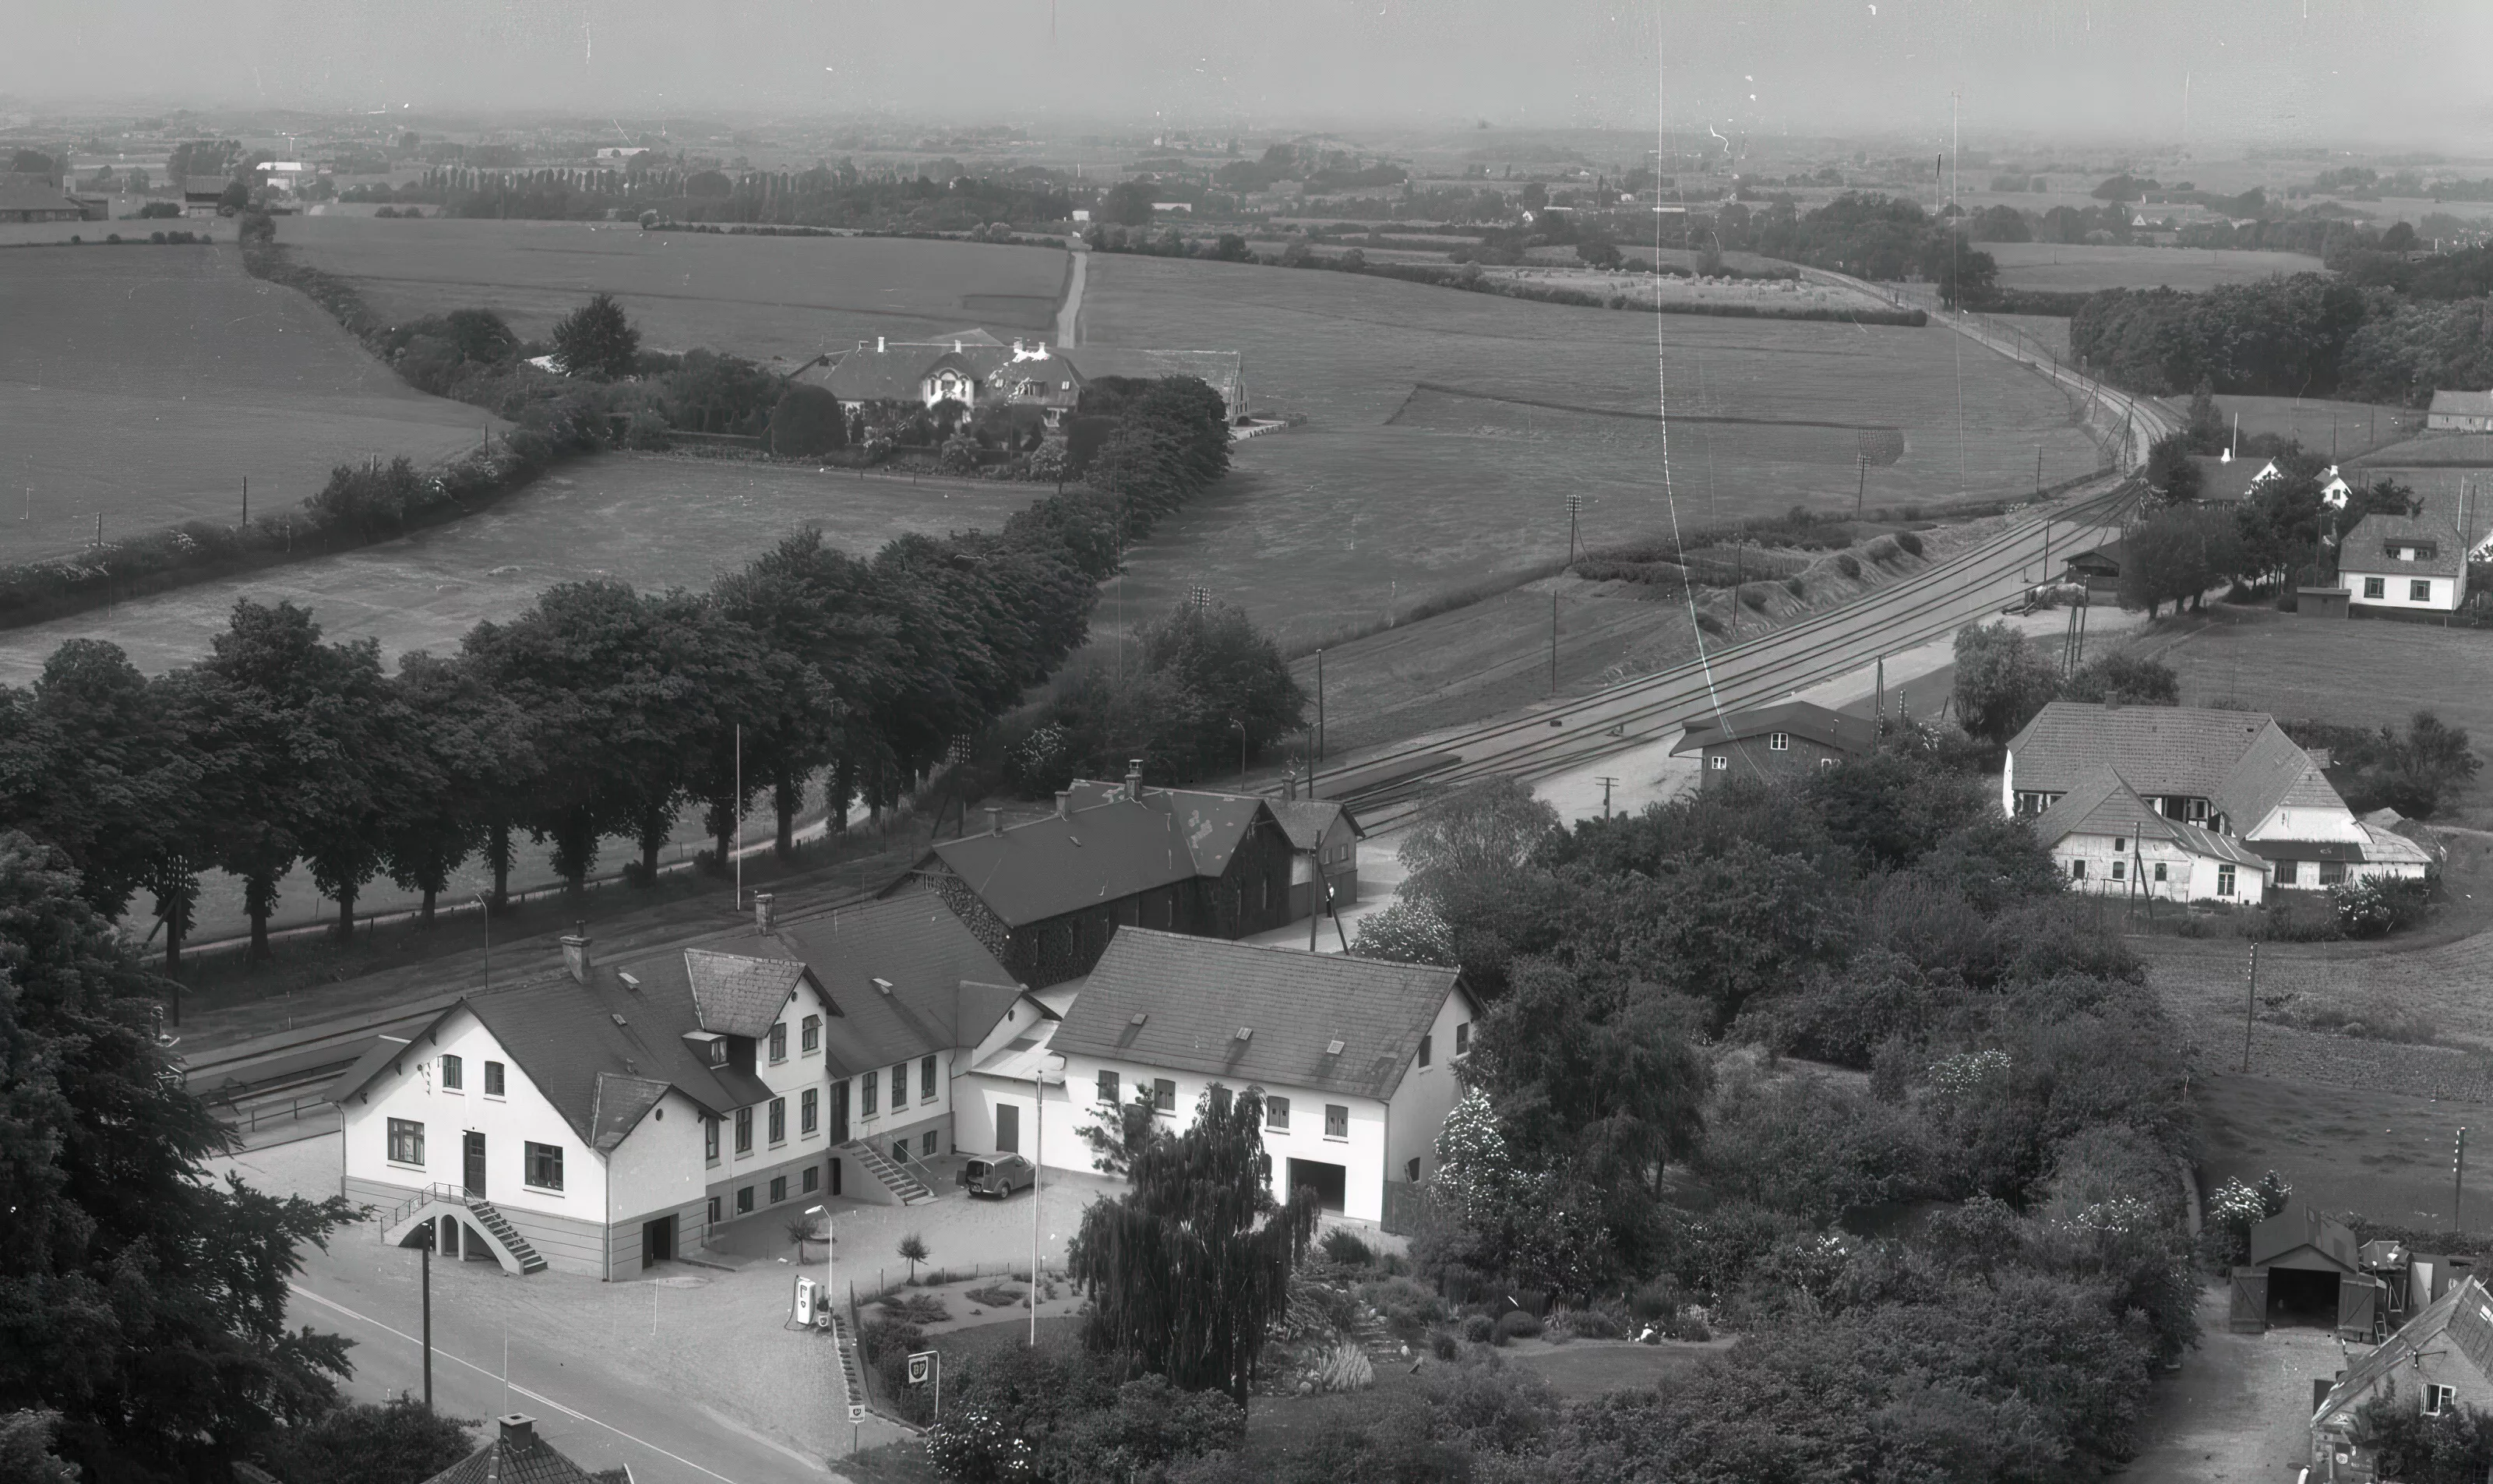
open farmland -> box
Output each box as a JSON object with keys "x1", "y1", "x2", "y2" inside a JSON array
[
  {"x1": 277, "y1": 215, "x2": 1072, "y2": 365},
  {"x1": 1985, "y1": 242, "x2": 2327, "y2": 292},
  {"x1": 2202, "y1": 394, "x2": 2428, "y2": 460},
  {"x1": 1, "y1": 243, "x2": 501, "y2": 562},
  {"x1": 0, "y1": 453, "x2": 1033, "y2": 686},
  {"x1": 1080, "y1": 252, "x2": 2104, "y2": 651}
]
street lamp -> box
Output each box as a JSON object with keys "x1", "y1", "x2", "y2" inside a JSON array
[{"x1": 473, "y1": 892, "x2": 491, "y2": 990}]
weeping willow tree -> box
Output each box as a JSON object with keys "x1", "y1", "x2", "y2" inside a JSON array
[{"x1": 1065, "y1": 1084, "x2": 1320, "y2": 1402}]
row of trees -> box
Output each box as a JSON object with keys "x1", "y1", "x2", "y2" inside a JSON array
[
  {"x1": 0, "y1": 373, "x2": 1236, "y2": 964},
  {"x1": 2072, "y1": 273, "x2": 2493, "y2": 405}
]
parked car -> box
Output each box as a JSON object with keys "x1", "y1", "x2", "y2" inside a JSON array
[{"x1": 959, "y1": 1154, "x2": 1035, "y2": 1198}]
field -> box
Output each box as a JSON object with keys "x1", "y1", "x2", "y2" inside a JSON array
[
  {"x1": 2195, "y1": 1072, "x2": 2493, "y2": 1229},
  {"x1": 1473, "y1": 263, "x2": 1894, "y2": 315},
  {"x1": 1, "y1": 243, "x2": 501, "y2": 562},
  {"x1": 0, "y1": 454, "x2": 1035, "y2": 686},
  {"x1": 1983, "y1": 242, "x2": 2326, "y2": 292},
  {"x1": 2357, "y1": 430, "x2": 2493, "y2": 468},
  {"x1": 277, "y1": 215, "x2": 1073, "y2": 365},
  {"x1": 2193, "y1": 394, "x2": 2430, "y2": 460},
  {"x1": 1081, "y1": 252, "x2": 2103, "y2": 651}
]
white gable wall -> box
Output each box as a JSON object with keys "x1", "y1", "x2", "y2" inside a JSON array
[
  {"x1": 605, "y1": 1087, "x2": 714, "y2": 1275},
  {"x1": 2243, "y1": 801, "x2": 2367, "y2": 847},
  {"x1": 2047, "y1": 830, "x2": 2266, "y2": 904},
  {"x1": 2343, "y1": 566, "x2": 2460, "y2": 612},
  {"x1": 1383, "y1": 991, "x2": 1475, "y2": 1186}
]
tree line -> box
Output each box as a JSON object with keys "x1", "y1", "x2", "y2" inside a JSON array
[
  {"x1": 0, "y1": 374, "x2": 1236, "y2": 966},
  {"x1": 2071, "y1": 273, "x2": 2493, "y2": 406}
]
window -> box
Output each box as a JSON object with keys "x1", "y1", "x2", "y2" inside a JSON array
[
  {"x1": 2413, "y1": 579, "x2": 2435, "y2": 603},
  {"x1": 769, "y1": 1024, "x2": 787, "y2": 1063},
  {"x1": 2277, "y1": 859, "x2": 2301, "y2": 887},
  {"x1": 2070, "y1": 859, "x2": 2086, "y2": 879},
  {"x1": 736, "y1": 1186, "x2": 753, "y2": 1214},
  {"x1": 769, "y1": 1176, "x2": 787, "y2": 1204},
  {"x1": 705, "y1": 1117, "x2": 720, "y2": 1162},
  {"x1": 2364, "y1": 576, "x2": 2386, "y2": 599},
  {"x1": 2319, "y1": 861, "x2": 2349, "y2": 885},
  {"x1": 1211, "y1": 1086, "x2": 1233, "y2": 1116},
  {"x1": 1406, "y1": 1157, "x2": 1423, "y2": 1183},
  {"x1": 1098, "y1": 1070, "x2": 1121, "y2": 1105},
  {"x1": 922, "y1": 1130, "x2": 938, "y2": 1157},
  {"x1": 707, "y1": 1038, "x2": 728, "y2": 1067},
  {"x1": 2217, "y1": 865, "x2": 2237, "y2": 897},
  {"x1": 2153, "y1": 862, "x2": 2168, "y2": 882},
  {"x1": 893, "y1": 1138, "x2": 911, "y2": 1164},
  {"x1": 802, "y1": 1013, "x2": 820, "y2": 1052},
  {"x1": 1455, "y1": 1022, "x2": 1471, "y2": 1056},
  {"x1": 1418, "y1": 1034, "x2": 1432, "y2": 1068},
  {"x1": 862, "y1": 1070, "x2": 878, "y2": 1117},
  {"x1": 802, "y1": 1164, "x2": 819, "y2": 1193},
  {"x1": 1267, "y1": 1096, "x2": 1291, "y2": 1131},
  {"x1": 524, "y1": 1141, "x2": 563, "y2": 1190},
  {"x1": 768, "y1": 1097, "x2": 786, "y2": 1145},
  {"x1": 1708, "y1": 754, "x2": 1727, "y2": 770},
  {"x1": 801, "y1": 1088, "x2": 818, "y2": 1135},
  {"x1": 890, "y1": 1063, "x2": 909, "y2": 1110},
  {"x1": 735, "y1": 1107, "x2": 753, "y2": 1154},
  {"x1": 922, "y1": 1056, "x2": 937, "y2": 1102},
  {"x1": 484, "y1": 1060, "x2": 506, "y2": 1097},
  {"x1": 386, "y1": 1118, "x2": 425, "y2": 1165},
  {"x1": 2188, "y1": 798, "x2": 2209, "y2": 823},
  {"x1": 2426, "y1": 1384, "x2": 2458, "y2": 1416},
  {"x1": 1324, "y1": 1105, "x2": 1349, "y2": 1140},
  {"x1": 2110, "y1": 859, "x2": 2126, "y2": 881},
  {"x1": 2112, "y1": 837, "x2": 2125, "y2": 853},
  {"x1": 439, "y1": 1054, "x2": 464, "y2": 1091},
  {"x1": 1152, "y1": 1078, "x2": 1176, "y2": 1113},
  {"x1": 1768, "y1": 731, "x2": 1790, "y2": 752}
]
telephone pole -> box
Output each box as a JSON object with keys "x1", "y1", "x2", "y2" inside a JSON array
[
  {"x1": 1596, "y1": 777, "x2": 1617, "y2": 818},
  {"x1": 2241, "y1": 940, "x2": 2259, "y2": 1073},
  {"x1": 1548, "y1": 592, "x2": 1559, "y2": 694},
  {"x1": 2459, "y1": 1128, "x2": 2471, "y2": 1231},
  {"x1": 1566, "y1": 493, "x2": 1581, "y2": 566}
]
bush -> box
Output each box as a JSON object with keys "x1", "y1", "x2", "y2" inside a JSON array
[
  {"x1": 767, "y1": 384, "x2": 846, "y2": 457},
  {"x1": 1895, "y1": 530, "x2": 1924, "y2": 556},
  {"x1": 1430, "y1": 1329, "x2": 1460, "y2": 1360},
  {"x1": 1489, "y1": 1310, "x2": 1542, "y2": 1345},
  {"x1": 1783, "y1": 576, "x2": 1806, "y2": 597},
  {"x1": 2266, "y1": 891, "x2": 2345, "y2": 942},
  {"x1": 137, "y1": 200, "x2": 181, "y2": 219},
  {"x1": 1462, "y1": 1313, "x2": 1493, "y2": 1343},
  {"x1": 1837, "y1": 552, "x2": 1862, "y2": 578},
  {"x1": 273, "y1": 1398, "x2": 476, "y2": 1484},
  {"x1": 1867, "y1": 537, "x2": 1901, "y2": 561},
  {"x1": 1543, "y1": 1306, "x2": 1626, "y2": 1341},
  {"x1": 1319, "y1": 1228, "x2": 1376, "y2": 1267},
  {"x1": 2335, "y1": 875, "x2": 2433, "y2": 938}
]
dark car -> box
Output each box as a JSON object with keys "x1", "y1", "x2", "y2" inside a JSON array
[{"x1": 958, "y1": 1154, "x2": 1035, "y2": 1198}]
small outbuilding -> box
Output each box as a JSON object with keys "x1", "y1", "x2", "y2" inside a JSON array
[
  {"x1": 1671, "y1": 699, "x2": 1875, "y2": 785},
  {"x1": 2427, "y1": 388, "x2": 2493, "y2": 433},
  {"x1": 2062, "y1": 541, "x2": 2125, "y2": 591},
  {"x1": 2234, "y1": 1201, "x2": 2381, "y2": 1337}
]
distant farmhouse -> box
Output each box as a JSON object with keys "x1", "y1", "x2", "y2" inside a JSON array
[
  {"x1": 2006, "y1": 702, "x2": 2432, "y2": 900},
  {"x1": 800, "y1": 327, "x2": 1246, "y2": 424},
  {"x1": 2337, "y1": 506, "x2": 2473, "y2": 613},
  {"x1": 182, "y1": 174, "x2": 230, "y2": 216},
  {"x1": 1672, "y1": 699, "x2": 1875, "y2": 785},
  {"x1": 2427, "y1": 389, "x2": 2493, "y2": 432},
  {"x1": 0, "y1": 172, "x2": 90, "y2": 223}
]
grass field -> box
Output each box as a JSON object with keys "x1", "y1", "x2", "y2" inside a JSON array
[
  {"x1": 2357, "y1": 430, "x2": 2493, "y2": 468},
  {"x1": 277, "y1": 216, "x2": 1073, "y2": 365},
  {"x1": 2, "y1": 243, "x2": 501, "y2": 562},
  {"x1": 2191, "y1": 394, "x2": 2430, "y2": 461},
  {"x1": 1081, "y1": 252, "x2": 2103, "y2": 651},
  {"x1": 2195, "y1": 1073, "x2": 2490, "y2": 1235},
  {"x1": 0, "y1": 453, "x2": 1035, "y2": 686},
  {"x1": 1984, "y1": 243, "x2": 2327, "y2": 292}
]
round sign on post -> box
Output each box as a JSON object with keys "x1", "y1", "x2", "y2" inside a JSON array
[{"x1": 848, "y1": 1402, "x2": 866, "y2": 1423}]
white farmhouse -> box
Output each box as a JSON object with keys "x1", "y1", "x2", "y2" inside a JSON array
[
  {"x1": 331, "y1": 894, "x2": 1030, "y2": 1278},
  {"x1": 1025, "y1": 929, "x2": 1480, "y2": 1229},
  {"x1": 2338, "y1": 508, "x2": 2469, "y2": 614}
]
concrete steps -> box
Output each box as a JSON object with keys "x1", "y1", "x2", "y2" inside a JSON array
[{"x1": 843, "y1": 1140, "x2": 937, "y2": 1205}]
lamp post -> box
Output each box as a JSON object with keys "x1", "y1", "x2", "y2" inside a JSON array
[
  {"x1": 473, "y1": 893, "x2": 490, "y2": 990},
  {"x1": 418, "y1": 1218, "x2": 435, "y2": 1408}
]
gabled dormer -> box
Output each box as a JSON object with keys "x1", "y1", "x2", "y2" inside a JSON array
[{"x1": 683, "y1": 950, "x2": 817, "y2": 1077}]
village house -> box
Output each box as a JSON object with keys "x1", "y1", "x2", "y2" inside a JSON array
[
  {"x1": 328, "y1": 893, "x2": 1031, "y2": 1279},
  {"x1": 2426, "y1": 388, "x2": 2493, "y2": 433},
  {"x1": 182, "y1": 174, "x2": 230, "y2": 215},
  {"x1": 1670, "y1": 699, "x2": 1876, "y2": 785},
  {"x1": 1063, "y1": 775, "x2": 1363, "y2": 918},
  {"x1": 421, "y1": 1414, "x2": 626, "y2": 1484},
  {"x1": 2337, "y1": 506, "x2": 2470, "y2": 614},
  {"x1": 888, "y1": 765, "x2": 1302, "y2": 987},
  {"x1": 2029, "y1": 765, "x2": 2270, "y2": 904},
  {"x1": 802, "y1": 329, "x2": 1248, "y2": 424},
  {"x1": 2308, "y1": 1274, "x2": 2493, "y2": 1481},
  {"x1": 0, "y1": 173, "x2": 87, "y2": 222},
  {"x1": 1010, "y1": 929, "x2": 1480, "y2": 1228},
  {"x1": 2004, "y1": 702, "x2": 2432, "y2": 896}
]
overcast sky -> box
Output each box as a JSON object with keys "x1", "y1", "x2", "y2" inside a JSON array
[{"x1": 8, "y1": 0, "x2": 2488, "y2": 152}]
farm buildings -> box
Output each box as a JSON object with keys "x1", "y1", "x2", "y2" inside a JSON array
[
  {"x1": 1671, "y1": 699, "x2": 1874, "y2": 785},
  {"x1": 803, "y1": 329, "x2": 1247, "y2": 421},
  {"x1": 2426, "y1": 389, "x2": 2493, "y2": 433},
  {"x1": 0, "y1": 174, "x2": 93, "y2": 222}
]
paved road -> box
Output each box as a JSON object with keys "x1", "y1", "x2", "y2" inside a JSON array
[{"x1": 1056, "y1": 238, "x2": 1088, "y2": 347}]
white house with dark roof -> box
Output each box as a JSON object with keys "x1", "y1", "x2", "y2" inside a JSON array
[
  {"x1": 330, "y1": 894, "x2": 1032, "y2": 1278},
  {"x1": 2030, "y1": 765, "x2": 2269, "y2": 904},
  {"x1": 2339, "y1": 507, "x2": 2470, "y2": 612},
  {"x1": 1025, "y1": 928, "x2": 1480, "y2": 1227},
  {"x1": 2427, "y1": 389, "x2": 2493, "y2": 432},
  {"x1": 2005, "y1": 702, "x2": 2430, "y2": 894},
  {"x1": 2310, "y1": 1274, "x2": 2493, "y2": 1480}
]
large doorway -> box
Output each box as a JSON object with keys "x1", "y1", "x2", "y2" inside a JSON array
[
  {"x1": 832, "y1": 1080, "x2": 851, "y2": 1144},
  {"x1": 463, "y1": 1131, "x2": 486, "y2": 1197},
  {"x1": 2268, "y1": 1265, "x2": 2344, "y2": 1328},
  {"x1": 996, "y1": 1103, "x2": 1021, "y2": 1154},
  {"x1": 1287, "y1": 1158, "x2": 1348, "y2": 1213},
  {"x1": 642, "y1": 1214, "x2": 675, "y2": 1268}
]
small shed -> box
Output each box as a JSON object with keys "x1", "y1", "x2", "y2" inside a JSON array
[
  {"x1": 2297, "y1": 586, "x2": 2351, "y2": 619},
  {"x1": 2063, "y1": 541, "x2": 2125, "y2": 592},
  {"x1": 2236, "y1": 1202, "x2": 2381, "y2": 1338}
]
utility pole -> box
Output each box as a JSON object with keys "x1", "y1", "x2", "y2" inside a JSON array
[
  {"x1": 1873, "y1": 657, "x2": 1885, "y2": 736},
  {"x1": 2459, "y1": 1128, "x2": 2470, "y2": 1230},
  {"x1": 1549, "y1": 592, "x2": 1559, "y2": 694},
  {"x1": 1855, "y1": 452, "x2": 1867, "y2": 517},
  {"x1": 2035, "y1": 445, "x2": 2043, "y2": 499},
  {"x1": 242, "y1": 476, "x2": 248, "y2": 527},
  {"x1": 1314, "y1": 649, "x2": 1324, "y2": 765},
  {"x1": 420, "y1": 1221, "x2": 435, "y2": 1408},
  {"x1": 2241, "y1": 940, "x2": 2259, "y2": 1073},
  {"x1": 1596, "y1": 776, "x2": 1617, "y2": 817},
  {"x1": 1566, "y1": 492, "x2": 1581, "y2": 566}
]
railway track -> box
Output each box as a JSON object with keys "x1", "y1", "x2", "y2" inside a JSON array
[{"x1": 1330, "y1": 310, "x2": 2176, "y2": 834}]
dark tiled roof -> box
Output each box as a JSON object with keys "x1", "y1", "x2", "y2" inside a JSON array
[
  {"x1": 0, "y1": 178, "x2": 79, "y2": 213},
  {"x1": 930, "y1": 785, "x2": 1275, "y2": 928},
  {"x1": 2030, "y1": 766, "x2": 2265, "y2": 866},
  {"x1": 1266, "y1": 798, "x2": 1362, "y2": 853},
  {"x1": 2431, "y1": 390, "x2": 2493, "y2": 418},
  {"x1": 1052, "y1": 929, "x2": 1468, "y2": 1101},
  {"x1": 2006, "y1": 702, "x2": 2279, "y2": 801},
  {"x1": 813, "y1": 337, "x2": 1077, "y2": 406},
  {"x1": 2251, "y1": 1200, "x2": 2362, "y2": 1272},
  {"x1": 1058, "y1": 347, "x2": 1244, "y2": 409},
  {"x1": 425, "y1": 1422, "x2": 628, "y2": 1484},
  {"x1": 2317, "y1": 1276, "x2": 2493, "y2": 1430},
  {"x1": 2340, "y1": 509, "x2": 2467, "y2": 578},
  {"x1": 587, "y1": 1073, "x2": 668, "y2": 1152},
  {"x1": 323, "y1": 1035, "x2": 411, "y2": 1104},
  {"x1": 182, "y1": 175, "x2": 230, "y2": 197},
  {"x1": 2215, "y1": 722, "x2": 2347, "y2": 831},
  {"x1": 684, "y1": 950, "x2": 807, "y2": 1038},
  {"x1": 1670, "y1": 698, "x2": 1875, "y2": 756},
  {"x1": 1063, "y1": 777, "x2": 1354, "y2": 854},
  {"x1": 2062, "y1": 541, "x2": 2125, "y2": 573}
]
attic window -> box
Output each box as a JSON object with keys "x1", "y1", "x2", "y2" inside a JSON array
[
  {"x1": 873, "y1": 977, "x2": 894, "y2": 996},
  {"x1": 610, "y1": 1013, "x2": 628, "y2": 1027},
  {"x1": 1325, "y1": 1039, "x2": 1345, "y2": 1056},
  {"x1": 1130, "y1": 1012, "x2": 1148, "y2": 1027},
  {"x1": 619, "y1": 972, "x2": 640, "y2": 991},
  {"x1": 1235, "y1": 1027, "x2": 1254, "y2": 1042}
]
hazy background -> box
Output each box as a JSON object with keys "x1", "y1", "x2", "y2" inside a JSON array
[{"x1": 5, "y1": 0, "x2": 2490, "y2": 148}]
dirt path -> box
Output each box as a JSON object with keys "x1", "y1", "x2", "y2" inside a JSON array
[
  {"x1": 1056, "y1": 238, "x2": 1088, "y2": 347},
  {"x1": 2117, "y1": 1288, "x2": 2338, "y2": 1484}
]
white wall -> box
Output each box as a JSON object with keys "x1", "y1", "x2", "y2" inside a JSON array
[
  {"x1": 2046, "y1": 831, "x2": 2265, "y2": 904},
  {"x1": 2343, "y1": 567, "x2": 2459, "y2": 612},
  {"x1": 1384, "y1": 992, "x2": 1475, "y2": 1188},
  {"x1": 845, "y1": 1048, "x2": 953, "y2": 1153},
  {"x1": 2243, "y1": 801, "x2": 2368, "y2": 848},
  {"x1": 340, "y1": 1006, "x2": 606, "y2": 1223}
]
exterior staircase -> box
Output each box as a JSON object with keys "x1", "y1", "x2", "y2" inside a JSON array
[
  {"x1": 841, "y1": 1140, "x2": 937, "y2": 1205},
  {"x1": 379, "y1": 1184, "x2": 548, "y2": 1276}
]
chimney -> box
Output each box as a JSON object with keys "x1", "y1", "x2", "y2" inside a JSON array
[
  {"x1": 1055, "y1": 789, "x2": 1071, "y2": 820},
  {"x1": 1036, "y1": 340, "x2": 1046, "y2": 356},
  {"x1": 498, "y1": 1414, "x2": 536, "y2": 1448},
  {"x1": 876, "y1": 336, "x2": 886, "y2": 353},
  {"x1": 561, "y1": 929, "x2": 591, "y2": 985},
  {"x1": 954, "y1": 338, "x2": 963, "y2": 353},
  {"x1": 986, "y1": 806, "x2": 1003, "y2": 835},
  {"x1": 1125, "y1": 759, "x2": 1143, "y2": 798},
  {"x1": 753, "y1": 892, "x2": 776, "y2": 933}
]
